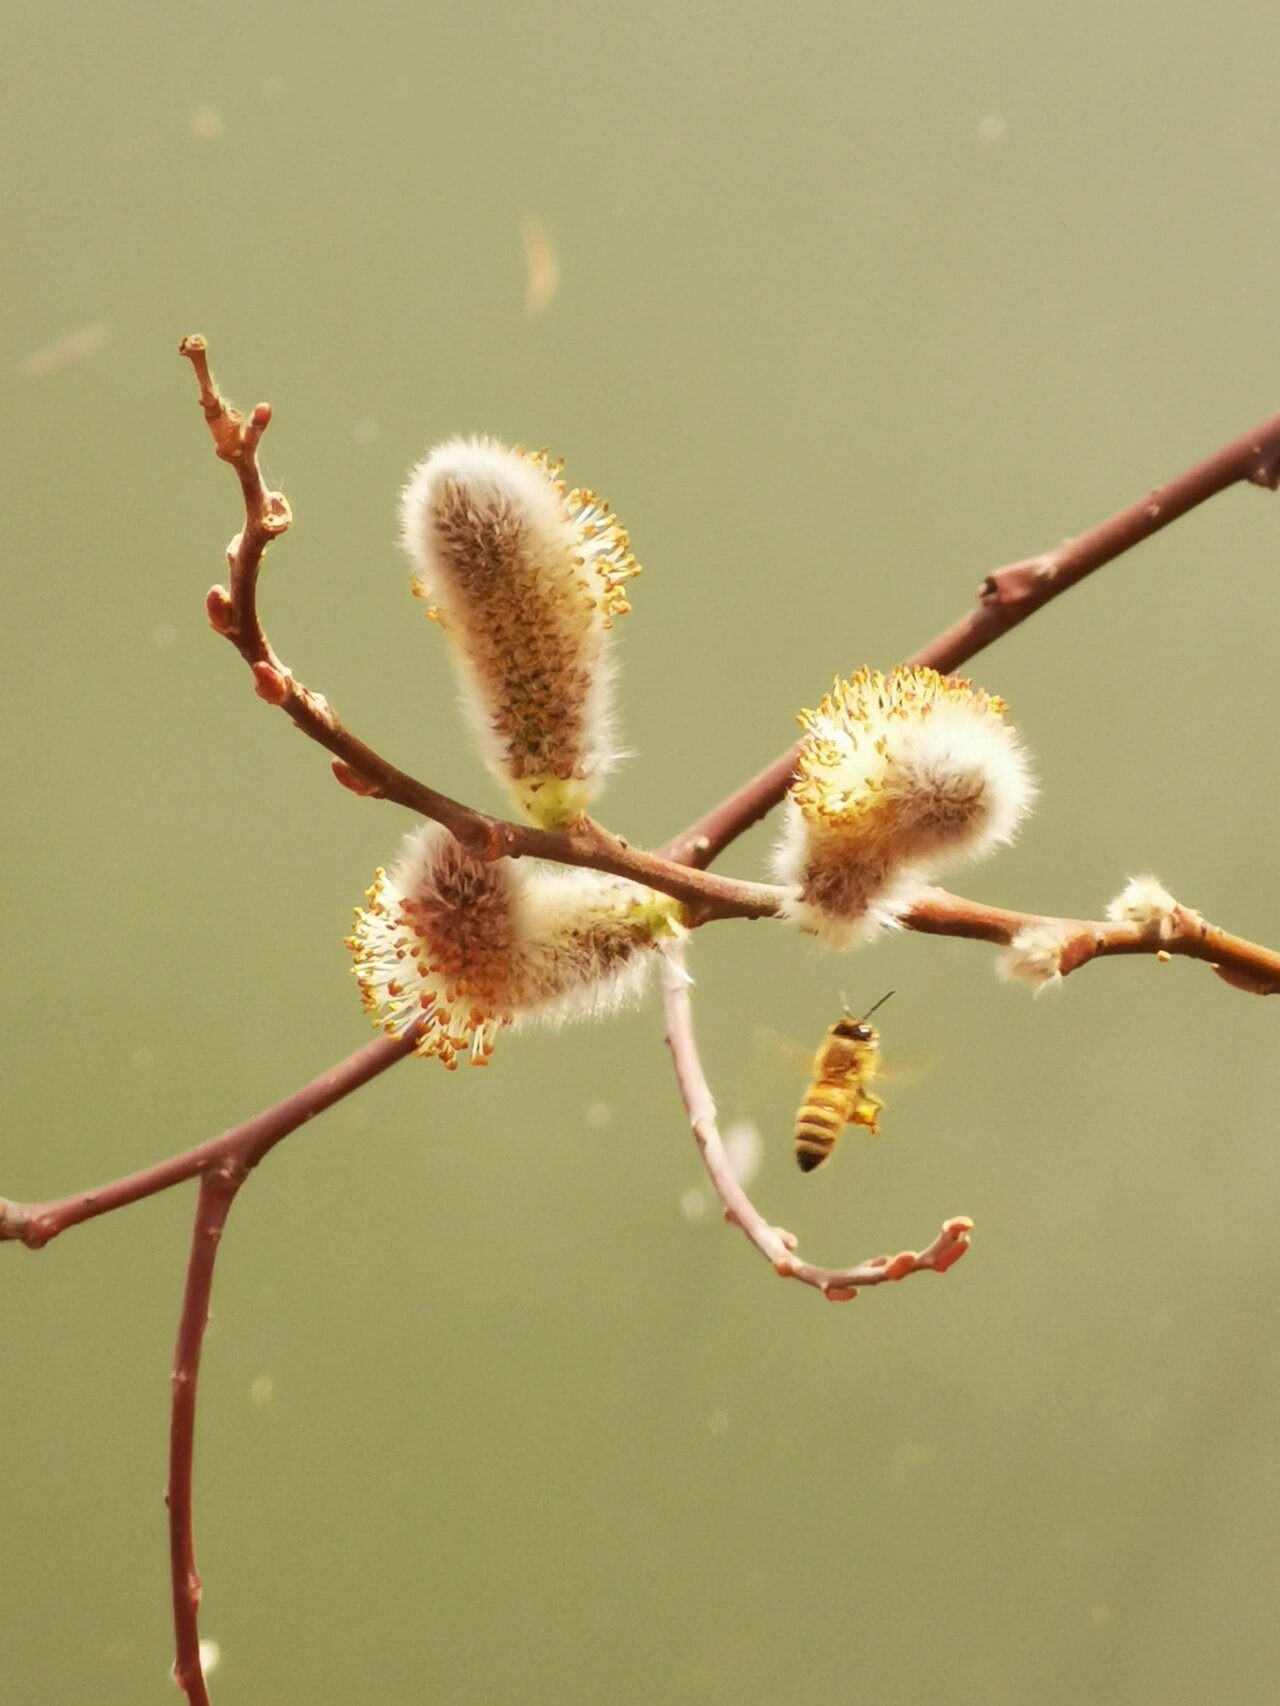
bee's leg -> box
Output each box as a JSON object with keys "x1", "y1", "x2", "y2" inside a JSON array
[{"x1": 852, "y1": 1093, "x2": 884, "y2": 1136}]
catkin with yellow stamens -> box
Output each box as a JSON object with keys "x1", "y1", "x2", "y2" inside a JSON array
[
  {"x1": 400, "y1": 438, "x2": 640, "y2": 829},
  {"x1": 348, "y1": 824, "x2": 684, "y2": 1067},
  {"x1": 773, "y1": 665, "x2": 1035, "y2": 947}
]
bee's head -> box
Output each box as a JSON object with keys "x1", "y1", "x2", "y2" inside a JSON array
[{"x1": 832, "y1": 1017, "x2": 874, "y2": 1043}]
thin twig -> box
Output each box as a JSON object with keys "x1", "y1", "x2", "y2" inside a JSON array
[
  {"x1": 659, "y1": 409, "x2": 1280, "y2": 869},
  {"x1": 0, "y1": 1031, "x2": 414, "y2": 1247},
  {"x1": 179, "y1": 337, "x2": 1280, "y2": 969},
  {"x1": 907, "y1": 887, "x2": 1280, "y2": 995},
  {"x1": 662, "y1": 951, "x2": 972, "y2": 1298},
  {"x1": 2, "y1": 354, "x2": 1274, "y2": 1257},
  {"x1": 178, "y1": 336, "x2": 777, "y2": 926},
  {"x1": 168, "y1": 1166, "x2": 243, "y2": 1705}
]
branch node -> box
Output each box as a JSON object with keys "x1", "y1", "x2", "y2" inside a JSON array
[{"x1": 980, "y1": 553, "x2": 1059, "y2": 608}]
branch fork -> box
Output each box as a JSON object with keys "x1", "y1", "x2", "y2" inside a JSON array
[{"x1": 5, "y1": 338, "x2": 1280, "y2": 1700}]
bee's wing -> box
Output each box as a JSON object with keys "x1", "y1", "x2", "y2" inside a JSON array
[
  {"x1": 872, "y1": 1043, "x2": 938, "y2": 1091},
  {"x1": 753, "y1": 1026, "x2": 818, "y2": 1082}
]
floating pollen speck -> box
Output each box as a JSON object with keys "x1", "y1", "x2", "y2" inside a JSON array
[
  {"x1": 522, "y1": 216, "x2": 560, "y2": 317},
  {"x1": 189, "y1": 106, "x2": 225, "y2": 141},
  {"x1": 20, "y1": 321, "x2": 111, "y2": 379}
]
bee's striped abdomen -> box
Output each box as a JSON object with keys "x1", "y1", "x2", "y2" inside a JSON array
[{"x1": 794, "y1": 1082, "x2": 855, "y2": 1172}]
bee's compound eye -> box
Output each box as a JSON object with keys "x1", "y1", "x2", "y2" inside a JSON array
[{"x1": 853, "y1": 1024, "x2": 873, "y2": 1041}]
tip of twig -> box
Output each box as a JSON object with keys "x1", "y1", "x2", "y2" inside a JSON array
[{"x1": 932, "y1": 1217, "x2": 974, "y2": 1273}]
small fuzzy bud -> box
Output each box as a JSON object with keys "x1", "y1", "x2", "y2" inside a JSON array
[
  {"x1": 997, "y1": 920, "x2": 1073, "y2": 991},
  {"x1": 348, "y1": 823, "x2": 683, "y2": 1067},
  {"x1": 331, "y1": 759, "x2": 381, "y2": 798},
  {"x1": 205, "y1": 585, "x2": 235, "y2": 634},
  {"x1": 400, "y1": 438, "x2": 641, "y2": 828},
  {"x1": 1105, "y1": 874, "x2": 1183, "y2": 939},
  {"x1": 252, "y1": 660, "x2": 291, "y2": 705},
  {"x1": 773, "y1": 666, "x2": 1035, "y2": 946}
]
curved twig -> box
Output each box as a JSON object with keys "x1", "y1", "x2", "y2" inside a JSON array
[
  {"x1": 3, "y1": 881, "x2": 1272, "y2": 1251},
  {"x1": 662, "y1": 949, "x2": 972, "y2": 1299},
  {"x1": 179, "y1": 336, "x2": 777, "y2": 927}
]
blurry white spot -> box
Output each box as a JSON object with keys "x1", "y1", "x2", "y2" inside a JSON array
[
  {"x1": 722, "y1": 1120, "x2": 763, "y2": 1187},
  {"x1": 679, "y1": 1186, "x2": 709, "y2": 1224},
  {"x1": 353, "y1": 417, "x2": 380, "y2": 445},
  {"x1": 249, "y1": 1375, "x2": 275, "y2": 1407},
  {"x1": 585, "y1": 1101, "x2": 612, "y2": 1130},
  {"x1": 153, "y1": 623, "x2": 177, "y2": 649},
  {"x1": 887, "y1": 1440, "x2": 935, "y2": 1484},
  {"x1": 170, "y1": 1640, "x2": 221, "y2": 1685},
  {"x1": 977, "y1": 113, "x2": 1007, "y2": 144},
  {"x1": 130, "y1": 1046, "x2": 155, "y2": 1072},
  {"x1": 20, "y1": 322, "x2": 111, "y2": 378},
  {"x1": 522, "y1": 217, "x2": 560, "y2": 316},
  {"x1": 1087, "y1": 1604, "x2": 1111, "y2": 1628},
  {"x1": 189, "y1": 107, "x2": 224, "y2": 142},
  {"x1": 706, "y1": 1409, "x2": 729, "y2": 1436}
]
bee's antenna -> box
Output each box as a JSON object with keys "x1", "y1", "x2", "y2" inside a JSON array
[{"x1": 861, "y1": 990, "x2": 895, "y2": 1021}]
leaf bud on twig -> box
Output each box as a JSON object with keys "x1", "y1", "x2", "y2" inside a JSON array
[
  {"x1": 1105, "y1": 874, "x2": 1184, "y2": 939},
  {"x1": 997, "y1": 920, "x2": 1073, "y2": 991}
]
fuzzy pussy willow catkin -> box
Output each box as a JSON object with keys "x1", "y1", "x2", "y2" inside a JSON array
[
  {"x1": 348, "y1": 824, "x2": 683, "y2": 1067},
  {"x1": 773, "y1": 665, "x2": 1035, "y2": 946},
  {"x1": 400, "y1": 438, "x2": 640, "y2": 829}
]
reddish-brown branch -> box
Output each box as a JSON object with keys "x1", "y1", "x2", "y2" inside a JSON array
[
  {"x1": 659, "y1": 409, "x2": 1280, "y2": 869},
  {"x1": 0, "y1": 340, "x2": 1258, "y2": 1706},
  {"x1": 662, "y1": 953, "x2": 972, "y2": 1299},
  {"x1": 168, "y1": 1166, "x2": 243, "y2": 1706},
  {"x1": 4, "y1": 351, "x2": 1276, "y2": 1256},
  {"x1": 0, "y1": 1031, "x2": 415, "y2": 1248},
  {"x1": 179, "y1": 336, "x2": 777, "y2": 926},
  {"x1": 907, "y1": 887, "x2": 1280, "y2": 995},
  {"x1": 179, "y1": 338, "x2": 1280, "y2": 969},
  {"x1": 3, "y1": 884, "x2": 1273, "y2": 1251}
]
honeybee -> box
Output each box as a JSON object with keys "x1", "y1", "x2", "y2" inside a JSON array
[{"x1": 794, "y1": 992, "x2": 893, "y2": 1173}]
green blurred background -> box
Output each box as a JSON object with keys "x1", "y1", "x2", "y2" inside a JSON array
[{"x1": 4, "y1": 1, "x2": 1280, "y2": 1701}]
